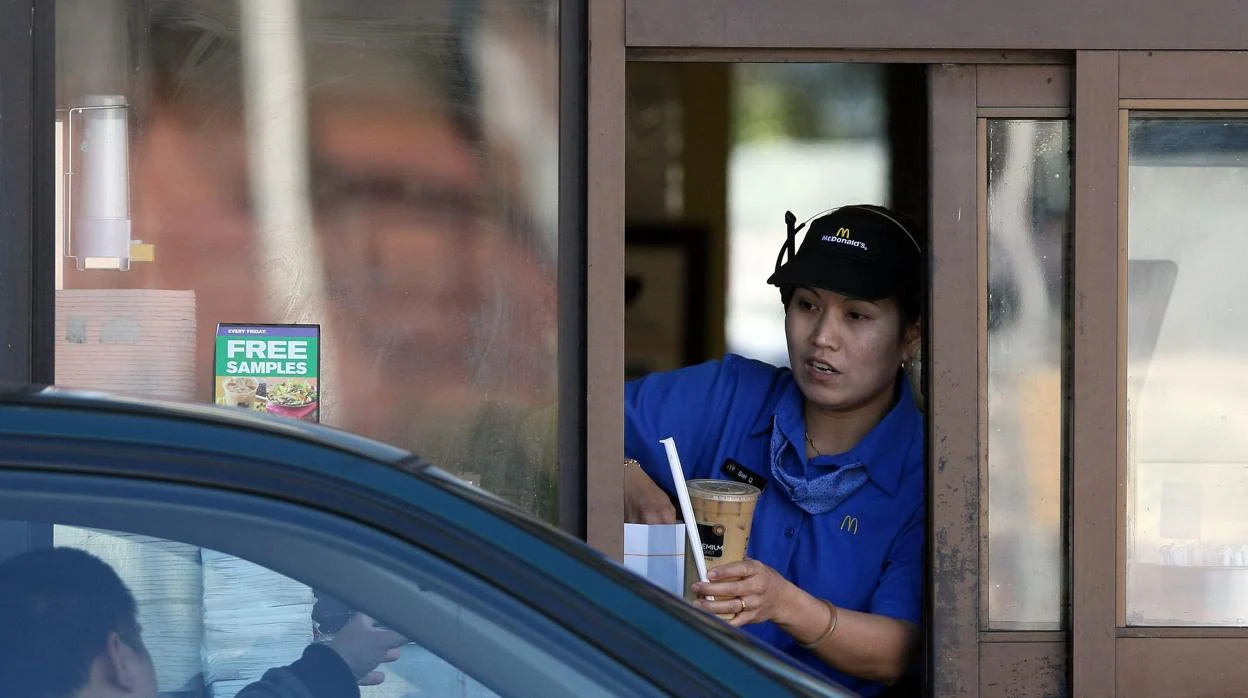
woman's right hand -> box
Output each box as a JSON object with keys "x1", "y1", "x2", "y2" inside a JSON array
[{"x1": 624, "y1": 461, "x2": 679, "y2": 524}]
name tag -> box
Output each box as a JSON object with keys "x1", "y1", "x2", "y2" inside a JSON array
[{"x1": 722, "y1": 459, "x2": 768, "y2": 492}]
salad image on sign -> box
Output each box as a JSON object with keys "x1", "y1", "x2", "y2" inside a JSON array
[{"x1": 215, "y1": 324, "x2": 321, "y2": 423}]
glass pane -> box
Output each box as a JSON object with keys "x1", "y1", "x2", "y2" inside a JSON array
[
  {"x1": 54, "y1": 1, "x2": 561, "y2": 521},
  {"x1": 727, "y1": 63, "x2": 888, "y2": 366},
  {"x1": 1126, "y1": 116, "x2": 1248, "y2": 626},
  {"x1": 985, "y1": 120, "x2": 1069, "y2": 630}
]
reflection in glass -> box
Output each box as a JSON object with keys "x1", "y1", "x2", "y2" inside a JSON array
[
  {"x1": 986, "y1": 120, "x2": 1069, "y2": 630},
  {"x1": 54, "y1": 1, "x2": 560, "y2": 520},
  {"x1": 1126, "y1": 117, "x2": 1248, "y2": 626}
]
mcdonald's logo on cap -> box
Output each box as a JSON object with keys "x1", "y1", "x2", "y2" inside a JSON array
[{"x1": 819, "y1": 227, "x2": 868, "y2": 251}]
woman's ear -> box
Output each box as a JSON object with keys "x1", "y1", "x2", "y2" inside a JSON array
[{"x1": 902, "y1": 320, "x2": 922, "y2": 364}]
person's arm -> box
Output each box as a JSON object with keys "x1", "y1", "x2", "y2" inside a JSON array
[
  {"x1": 694, "y1": 507, "x2": 924, "y2": 684},
  {"x1": 236, "y1": 613, "x2": 406, "y2": 698},
  {"x1": 624, "y1": 357, "x2": 751, "y2": 522},
  {"x1": 778, "y1": 588, "x2": 917, "y2": 683},
  {"x1": 624, "y1": 458, "x2": 679, "y2": 523},
  {"x1": 234, "y1": 643, "x2": 359, "y2": 698},
  {"x1": 693, "y1": 561, "x2": 917, "y2": 684}
]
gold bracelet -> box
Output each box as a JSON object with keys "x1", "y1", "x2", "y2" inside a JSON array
[{"x1": 801, "y1": 600, "x2": 839, "y2": 650}]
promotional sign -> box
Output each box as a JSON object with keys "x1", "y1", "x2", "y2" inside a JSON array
[{"x1": 215, "y1": 324, "x2": 320, "y2": 422}]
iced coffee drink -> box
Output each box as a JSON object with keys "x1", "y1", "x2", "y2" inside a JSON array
[
  {"x1": 683, "y1": 479, "x2": 762, "y2": 604},
  {"x1": 223, "y1": 377, "x2": 258, "y2": 408}
]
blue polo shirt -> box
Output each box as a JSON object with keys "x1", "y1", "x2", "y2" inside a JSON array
[{"x1": 626, "y1": 354, "x2": 925, "y2": 697}]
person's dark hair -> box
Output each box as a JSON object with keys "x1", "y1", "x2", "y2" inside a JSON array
[
  {"x1": 779, "y1": 204, "x2": 925, "y2": 331},
  {"x1": 0, "y1": 548, "x2": 146, "y2": 698}
]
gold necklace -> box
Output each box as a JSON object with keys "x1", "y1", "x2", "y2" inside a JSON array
[{"x1": 805, "y1": 430, "x2": 822, "y2": 457}]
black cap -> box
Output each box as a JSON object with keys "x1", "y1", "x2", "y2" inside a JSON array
[{"x1": 766, "y1": 204, "x2": 922, "y2": 301}]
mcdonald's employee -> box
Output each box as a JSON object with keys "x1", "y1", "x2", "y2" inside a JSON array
[{"x1": 624, "y1": 204, "x2": 925, "y2": 696}]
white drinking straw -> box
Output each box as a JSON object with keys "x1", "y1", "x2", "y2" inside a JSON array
[{"x1": 661, "y1": 437, "x2": 711, "y2": 588}]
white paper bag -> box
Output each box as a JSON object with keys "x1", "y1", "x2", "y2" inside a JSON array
[{"x1": 623, "y1": 523, "x2": 685, "y2": 597}]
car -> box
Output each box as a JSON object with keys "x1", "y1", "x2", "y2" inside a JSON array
[{"x1": 0, "y1": 385, "x2": 858, "y2": 697}]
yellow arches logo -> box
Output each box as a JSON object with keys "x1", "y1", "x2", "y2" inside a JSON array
[{"x1": 820, "y1": 229, "x2": 868, "y2": 251}]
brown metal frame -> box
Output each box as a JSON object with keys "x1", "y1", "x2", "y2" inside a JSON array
[
  {"x1": 976, "y1": 115, "x2": 992, "y2": 639},
  {"x1": 1119, "y1": 52, "x2": 1248, "y2": 99},
  {"x1": 979, "y1": 641, "x2": 1067, "y2": 696},
  {"x1": 977, "y1": 107, "x2": 1070, "y2": 119},
  {"x1": 1070, "y1": 50, "x2": 1120, "y2": 698},
  {"x1": 586, "y1": 0, "x2": 627, "y2": 559},
  {"x1": 626, "y1": 48, "x2": 1068, "y2": 64},
  {"x1": 928, "y1": 64, "x2": 981, "y2": 696},
  {"x1": 624, "y1": 1, "x2": 1248, "y2": 51},
  {"x1": 977, "y1": 65, "x2": 1071, "y2": 110},
  {"x1": 1120, "y1": 99, "x2": 1248, "y2": 110}
]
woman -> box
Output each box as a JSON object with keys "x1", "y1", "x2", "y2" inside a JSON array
[{"x1": 624, "y1": 204, "x2": 924, "y2": 696}]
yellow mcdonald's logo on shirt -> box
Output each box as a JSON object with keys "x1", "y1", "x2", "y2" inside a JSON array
[
  {"x1": 835, "y1": 227, "x2": 852, "y2": 239},
  {"x1": 840, "y1": 515, "x2": 859, "y2": 535}
]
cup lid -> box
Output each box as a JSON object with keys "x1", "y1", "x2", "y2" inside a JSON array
[{"x1": 687, "y1": 479, "x2": 761, "y2": 501}]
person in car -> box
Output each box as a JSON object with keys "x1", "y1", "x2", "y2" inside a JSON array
[
  {"x1": 0, "y1": 547, "x2": 405, "y2": 698},
  {"x1": 624, "y1": 204, "x2": 925, "y2": 697}
]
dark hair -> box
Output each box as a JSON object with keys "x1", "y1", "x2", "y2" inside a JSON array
[
  {"x1": 779, "y1": 205, "x2": 925, "y2": 330},
  {"x1": 0, "y1": 548, "x2": 145, "y2": 698}
]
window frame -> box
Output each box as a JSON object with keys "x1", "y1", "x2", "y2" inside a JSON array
[{"x1": 0, "y1": 0, "x2": 55, "y2": 386}]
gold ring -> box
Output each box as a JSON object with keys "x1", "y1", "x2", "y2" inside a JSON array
[{"x1": 739, "y1": 597, "x2": 748, "y2": 614}]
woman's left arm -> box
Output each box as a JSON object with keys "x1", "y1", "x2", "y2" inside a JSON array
[{"x1": 694, "y1": 560, "x2": 918, "y2": 684}]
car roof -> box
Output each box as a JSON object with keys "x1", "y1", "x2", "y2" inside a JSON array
[{"x1": 0, "y1": 383, "x2": 413, "y2": 465}]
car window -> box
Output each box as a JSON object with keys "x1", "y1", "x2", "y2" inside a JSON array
[
  {"x1": 50, "y1": 525, "x2": 507, "y2": 698},
  {"x1": 0, "y1": 473, "x2": 663, "y2": 698}
]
